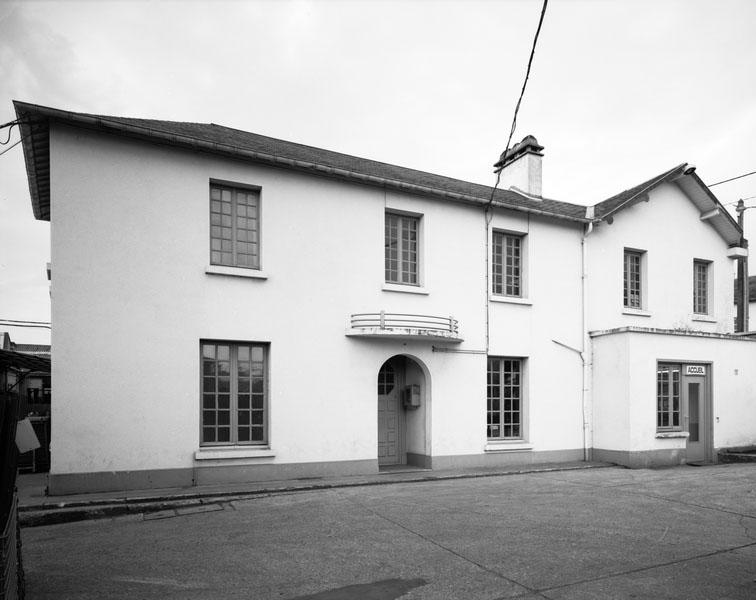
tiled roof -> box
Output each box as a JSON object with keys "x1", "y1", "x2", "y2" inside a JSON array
[
  {"x1": 14, "y1": 101, "x2": 589, "y2": 223},
  {"x1": 13, "y1": 343, "x2": 51, "y2": 356},
  {"x1": 593, "y1": 165, "x2": 685, "y2": 219},
  {"x1": 593, "y1": 163, "x2": 742, "y2": 246}
]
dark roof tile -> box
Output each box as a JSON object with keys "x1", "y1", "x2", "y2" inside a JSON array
[{"x1": 14, "y1": 102, "x2": 589, "y2": 223}]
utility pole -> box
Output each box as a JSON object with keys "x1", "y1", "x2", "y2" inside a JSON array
[{"x1": 735, "y1": 199, "x2": 750, "y2": 332}]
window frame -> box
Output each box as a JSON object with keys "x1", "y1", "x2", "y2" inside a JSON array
[
  {"x1": 200, "y1": 340, "x2": 269, "y2": 447},
  {"x1": 693, "y1": 259, "x2": 711, "y2": 315},
  {"x1": 656, "y1": 362, "x2": 682, "y2": 432},
  {"x1": 492, "y1": 230, "x2": 526, "y2": 298},
  {"x1": 384, "y1": 211, "x2": 421, "y2": 286},
  {"x1": 486, "y1": 356, "x2": 527, "y2": 441},
  {"x1": 623, "y1": 248, "x2": 646, "y2": 309},
  {"x1": 209, "y1": 181, "x2": 262, "y2": 270}
]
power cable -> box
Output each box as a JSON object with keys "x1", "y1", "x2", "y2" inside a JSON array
[
  {"x1": 725, "y1": 195, "x2": 756, "y2": 206},
  {"x1": 0, "y1": 137, "x2": 22, "y2": 156},
  {"x1": 0, "y1": 319, "x2": 51, "y2": 325},
  {"x1": 0, "y1": 119, "x2": 20, "y2": 144},
  {"x1": 708, "y1": 170, "x2": 756, "y2": 187},
  {"x1": 483, "y1": 0, "x2": 549, "y2": 357},
  {"x1": 486, "y1": 0, "x2": 549, "y2": 209}
]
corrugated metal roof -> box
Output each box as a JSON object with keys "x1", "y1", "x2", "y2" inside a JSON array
[{"x1": 0, "y1": 349, "x2": 50, "y2": 372}]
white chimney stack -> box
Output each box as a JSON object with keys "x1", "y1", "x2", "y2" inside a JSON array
[{"x1": 493, "y1": 135, "x2": 544, "y2": 198}]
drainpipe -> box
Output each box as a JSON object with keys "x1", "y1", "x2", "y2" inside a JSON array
[
  {"x1": 581, "y1": 207, "x2": 595, "y2": 461},
  {"x1": 735, "y1": 200, "x2": 749, "y2": 333}
]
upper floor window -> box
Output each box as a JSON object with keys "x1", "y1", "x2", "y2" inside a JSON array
[
  {"x1": 210, "y1": 183, "x2": 260, "y2": 269},
  {"x1": 385, "y1": 212, "x2": 419, "y2": 285},
  {"x1": 201, "y1": 341, "x2": 268, "y2": 446},
  {"x1": 492, "y1": 232, "x2": 524, "y2": 297},
  {"x1": 693, "y1": 260, "x2": 710, "y2": 315},
  {"x1": 623, "y1": 249, "x2": 644, "y2": 309}
]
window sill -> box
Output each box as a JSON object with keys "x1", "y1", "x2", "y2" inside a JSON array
[
  {"x1": 205, "y1": 265, "x2": 268, "y2": 279},
  {"x1": 691, "y1": 315, "x2": 717, "y2": 323},
  {"x1": 484, "y1": 441, "x2": 533, "y2": 453},
  {"x1": 489, "y1": 295, "x2": 532, "y2": 306},
  {"x1": 194, "y1": 446, "x2": 274, "y2": 460},
  {"x1": 382, "y1": 284, "x2": 429, "y2": 295},
  {"x1": 622, "y1": 308, "x2": 651, "y2": 317},
  {"x1": 655, "y1": 431, "x2": 689, "y2": 439}
]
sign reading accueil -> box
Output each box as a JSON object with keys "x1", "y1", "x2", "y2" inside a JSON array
[{"x1": 685, "y1": 365, "x2": 706, "y2": 376}]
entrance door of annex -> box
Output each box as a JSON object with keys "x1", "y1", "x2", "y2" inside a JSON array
[
  {"x1": 377, "y1": 359, "x2": 404, "y2": 466},
  {"x1": 682, "y1": 364, "x2": 709, "y2": 463}
]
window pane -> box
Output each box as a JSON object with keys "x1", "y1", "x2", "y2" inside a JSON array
[
  {"x1": 624, "y1": 251, "x2": 642, "y2": 308},
  {"x1": 694, "y1": 261, "x2": 708, "y2": 314},
  {"x1": 200, "y1": 342, "x2": 267, "y2": 445},
  {"x1": 385, "y1": 213, "x2": 419, "y2": 285},
  {"x1": 209, "y1": 185, "x2": 261, "y2": 268},
  {"x1": 487, "y1": 357, "x2": 522, "y2": 440}
]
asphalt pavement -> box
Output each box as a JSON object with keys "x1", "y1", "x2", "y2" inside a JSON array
[{"x1": 18, "y1": 463, "x2": 756, "y2": 599}]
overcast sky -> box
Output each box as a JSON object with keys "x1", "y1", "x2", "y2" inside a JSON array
[{"x1": 2, "y1": 0, "x2": 756, "y2": 345}]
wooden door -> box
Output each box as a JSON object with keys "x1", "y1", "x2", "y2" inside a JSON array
[{"x1": 377, "y1": 361, "x2": 403, "y2": 465}]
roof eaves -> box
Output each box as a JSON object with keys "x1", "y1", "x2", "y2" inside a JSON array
[
  {"x1": 14, "y1": 101, "x2": 51, "y2": 220},
  {"x1": 12, "y1": 102, "x2": 590, "y2": 224},
  {"x1": 687, "y1": 170, "x2": 742, "y2": 238},
  {"x1": 593, "y1": 163, "x2": 687, "y2": 222}
]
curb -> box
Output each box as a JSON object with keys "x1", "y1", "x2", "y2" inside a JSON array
[{"x1": 19, "y1": 462, "x2": 616, "y2": 528}]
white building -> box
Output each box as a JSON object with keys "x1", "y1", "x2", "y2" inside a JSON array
[{"x1": 14, "y1": 101, "x2": 756, "y2": 494}]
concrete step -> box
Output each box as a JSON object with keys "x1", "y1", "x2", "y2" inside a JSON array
[{"x1": 718, "y1": 447, "x2": 756, "y2": 463}]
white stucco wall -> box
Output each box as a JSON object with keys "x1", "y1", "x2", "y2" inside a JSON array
[
  {"x1": 587, "y1": 181, "x2": 736, "y2": 334},
  {"x1": 592, "y1": 330, "x2": 756, "y2": 458},
  {"x1": 48, "y1": 125, "x2": 586, "y2": 481}
]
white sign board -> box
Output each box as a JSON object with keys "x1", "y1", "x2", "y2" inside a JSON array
[{"x1": 685, "y1": 365, "x2": 706, "y2": 376}]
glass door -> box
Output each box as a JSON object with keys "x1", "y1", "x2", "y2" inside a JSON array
[{"x1": 682, "y1": 365, "x2": 708, "y2": 463}]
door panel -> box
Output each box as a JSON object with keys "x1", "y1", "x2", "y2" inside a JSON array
[
  {"x1": 377, "y1": 361, "x2": 404, "y2": 466},
  {"x1": 683, "y1": 366, "x2": 708, "y2": 463}
]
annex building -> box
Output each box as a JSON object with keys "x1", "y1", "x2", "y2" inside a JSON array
[{"x1": 14, "y1": 101, "x2": 756, "y2": 494}]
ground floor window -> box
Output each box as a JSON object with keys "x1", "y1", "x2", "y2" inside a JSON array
[
  {"x1": 487, "y1": 357, "x2": 523, "y2": 440},
  {"x1": 656, "y1": 363, "x2": 681, "y2": 430},
  {"x1": 201, "y1": 341, "x2": 267, "y2": 445}
]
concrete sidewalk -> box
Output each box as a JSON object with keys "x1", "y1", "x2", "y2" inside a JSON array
[{"x1": 17, "y1": 460, "x2": 613, "y2": 527}]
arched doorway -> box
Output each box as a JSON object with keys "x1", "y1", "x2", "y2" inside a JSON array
[{"x1": 377, "y1": 355, "x2": 428, "y2": 468}]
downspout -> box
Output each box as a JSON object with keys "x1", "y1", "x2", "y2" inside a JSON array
[{"x1": 581, "y1": 206, "x2": 595, "y2": 461}]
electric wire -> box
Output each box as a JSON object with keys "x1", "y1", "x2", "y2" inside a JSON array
[
  {"x1": 0, "y1": 137, "x2": 22, "y2": 156},
  {"x1": 0, "y1": 119, "x2": 21, "y2": 144},
  {"x1": 0, "y1": 125, "x2": 15, "y2": 145},
  {"x1": 486, "y1": 0, "x2": 549, "y2": 210},
  {"x1": 0, "y1": 323, "x2": 51, "y2": 329},
  {"x1": 708, "y1": 170, "x2": 756, "y2": 187},
  {"x1": 483, "y1": 0, "x2": 549, "y2": 356},
  {"x1": 0, "y1": 319, "x2": 51, "y2": 325}
]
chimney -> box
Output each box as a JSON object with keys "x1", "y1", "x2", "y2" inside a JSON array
[{"x1": 493, "y1": 135, "x2": 544, "y2": 198}]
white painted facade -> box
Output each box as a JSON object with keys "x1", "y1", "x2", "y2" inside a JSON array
[{"x1": 16, "y1": 103, "x2": 756, "y2": 493}]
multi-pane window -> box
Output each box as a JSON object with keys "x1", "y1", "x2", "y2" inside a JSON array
[
  {"x1": 210, "y1": 184, "x2": 260, "y2": 269},
  {"x1": 377, "y1": 362, "x2": 395, "y2": 395},
  {"x1": 385, "y1": 212, "x2": 418, "y2": 285},
  {"x1": 487, "y1": 357, "x2": 523, "y2": 440},
  {"x1": 657, "y1": 363, "x2": 681, "y2": 430},
  {"x1": 492, "y1": 232, "x2": 523, "y2": 297},
  {"x1": 623, "y1": 249, "x2": 643, "y2": 308},
  {"x1": 201, "y1": 342, "x2": 267, "y2": 445},
  {"x1": 693, "y1": 260, "x2": 709, "y2": 314}
]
